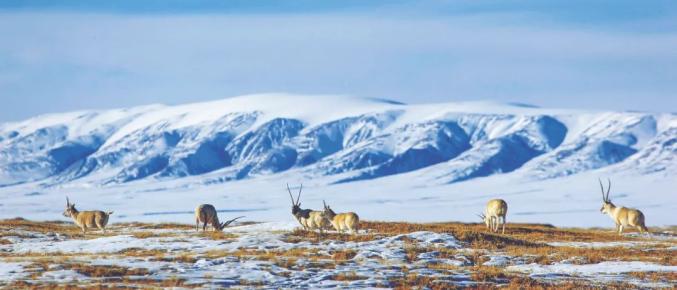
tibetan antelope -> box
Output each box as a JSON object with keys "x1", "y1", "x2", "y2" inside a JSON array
[
  {"x1": 287, "y1": 183, "x2": 326, "y2": 233},
  {"x1": 598, "y1": 179, "x2": 648, "y2": 235},
  {"x1": 62, "y1": 197, "x2": 113, "y2": 235},
  {"x1": 322, "y1": 200, "x2": 359, "y2": 235},
  {"x1": 478, "y1": 199, "x2": 508, "y2": 234},
  {"x1": 195, "y1": 204, "x2": 244, "y2": 231}
]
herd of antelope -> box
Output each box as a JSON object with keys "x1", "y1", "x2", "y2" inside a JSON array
[{"x1": 61, "y1": 179, "x2": 649, "y2": 236}]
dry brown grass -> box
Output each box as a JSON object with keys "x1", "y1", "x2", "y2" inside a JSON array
[
  {"x1": 199, "y1": 230, "x2": 238, "y2": 240},
  {"x1": 283, "y1": 228, "x2": 379, "y2": 243},
  {"x1": 129, "y1": 231, "x2": 177, "y2": 239},
  {"x1": 203, "y1": 247, "x2": 338, "y2": 270},
  {"x1": 361, "y1": 221, "x2": 545, "y2": 250},
  {"x1": 389, "y1": 272, "x2": 442, "y2": 290},
  {"x1": 0, "y1": 251, "x2": 85, "y2": 258},
  {"x1": 427, "y1": 262, "x2": 460, "y2": 272},
  {"x1": 0, "y1": 238, "x2": 12, "y2": 244},
  {"x1": 25, "y1": 260, "x2": 51, "y2": 279},
  {"x1": 0, "y1": 230, "x2": 31, "y2": 239},
  {"x1": 1, "y1": 218, "x2": 673, "y2": 289},
  {"x1": 402, "y1": 237, "x2": 428, "y2": 263},
  {"x1": 331, "y1": 271, "x2": 366, "y2": 281},
  {"x1": 0, "y1": 217, "x2": 71, "y2": 232},
  {"x1": 116, "y1": 222, "x2": 193, "y2": 230},
  {"x1": 626, "y1": 271, "x2": 677, "y2": 283},
  {"x1": 4, "y1": 277, "x2": 192, "y2": 289},
  {"x1": 117, "y1": 248, "x2": 166, "y2": 258},
  {"x1": 504, "y1": 277, "x2": 645, "y2": 290},
  {"x1": 470, "y1": 265, "x2": 509, "y2": 282},
  {"x1": 154, "y1": 251, "x2": 198, "y2": 264},
  {"x1": 332, "y1": 249, "x2": 357, "y2": 264},
  {"x1": 386, "y1": 268, "x2": 646, "y2": 289},
  {"x1": 62, "y1": 262, "x2": 150, "y2": 278},
  {"x1": 361, "y1": 221, "x2": 676, "y2": 250},
  {"x1": 116, "y1": 247, "x2": 197, "y2": 264},
  {"x1": 205, "y1": 247, "x2": 329, "y2": 262},
  {"x1": 0, "y1": 218, "x2": 117, "y2": 239},
  {"x1": 503, "y1": 244, "x2": 675, "y2": 265}
]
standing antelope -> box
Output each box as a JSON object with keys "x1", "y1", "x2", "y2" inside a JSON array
[
  {"x1": 322, "y1": 200, "x2": 359, "y2": 235},
  {"x1": 598, "y1": 179, "x2": 648, "y2": 235},
  {"x1": 195, "y1": 204, "x2": 244, "y2": 232},
  {"x1": 478, "y1": 199, "x2": 508, "y2": 234},
  {"x1": 62, "y1": 197, "x2": 113, "y2": 235},
  {"x1": 287, "y1": 183, "x2": 326, "y2": 234}
]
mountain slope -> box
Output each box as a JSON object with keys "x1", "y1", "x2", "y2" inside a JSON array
[{"x1": 0, "y1": 94, "x2": 674, "y2": 187}]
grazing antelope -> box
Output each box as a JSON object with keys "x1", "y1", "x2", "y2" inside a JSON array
[
  {"x1": 62, "y1": 197, "x2": 113, "y2": 235},
  {"x1": 478, "y1": 199, "x2": 508, "y2": 234},
  {"x1": 598, "y1": 179, "x2": 648, "y2": 235},
  {"x1": 195, "y1": 204, "x2": 244, "y2": 232},
  {"x1": 287, "y1": 183, "x2": 326, "y2": 234},
  {"x1": 322, "y1": 200, "x2": 359, "y2": 235}
]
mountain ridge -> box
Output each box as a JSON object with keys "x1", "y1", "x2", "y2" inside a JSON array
[{"x1": 1, "y1": 94, "x2": 674, "y2": 187}]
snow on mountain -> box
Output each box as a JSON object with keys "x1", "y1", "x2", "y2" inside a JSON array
[
  {"x1": 0, "y1": 94, "x2": 675, "y2": 227},
  {"x1": 0, "y1": 94, "x2": 674, "y2": 187}
]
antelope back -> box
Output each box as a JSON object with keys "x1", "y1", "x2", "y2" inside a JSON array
[
  {"x1": 337, "y1": 212, "x2": 359, "y2": 227},
  {"x1": 486, "y1": 199, "x2": 507, "y2": 216},
  {"x1": 616, "y1": 207, "x2": 645, "y2": 226},
  {"x1": 630, "y1": 209, "x2": 646, "y2": 227},
  {"x1": 196, "y1": 204, "x2": 219, "y2": 225},
  {"x1": 302, "y1": 211, "x2": 326, "y2": 230},
  {"x1": 76, "y1": 211, "x2": 110, "y2": 228}
]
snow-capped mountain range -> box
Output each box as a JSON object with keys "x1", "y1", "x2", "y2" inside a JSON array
[
  {"x1": 1, "y1": 94, "x2": 675, "y2": 187},
  {"x1": 1, "y1": 94, "x2": 675, "y2": 227}
]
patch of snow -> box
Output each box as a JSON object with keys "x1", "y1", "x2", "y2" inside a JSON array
[
  {"x1": 2, "y1": 234, "x2": 229, "y2": 254},
  {"x1": 39, "y1": 269, "x2": 89, "y2": 283},
  {"x1": 547, "y1": 241, "x2": 669, "y2": 249},
  {"x1": 483, "y1": 255, "x2": 512, "y2": 267},
  {"x1": 0, "y1": 262, "x2": 29, "y2": 281},
  {"x1": 507, "y1": 261, "x2": 677, "y2": 276}
]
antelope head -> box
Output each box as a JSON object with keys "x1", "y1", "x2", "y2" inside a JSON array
[
  {"x1": 598, "y1": 178, "x2": 615, "y2": 214},
  {"x1": 477, "y1": 213, "x2": 489, "y2": 227},
  {"x1": 287, "y1": 183, "x2": 303, "y2": 216},
  {"x1": 63, "y1": 197, "x2": 77, "y2": 218},
  {"x1": 322, "y1": 200, "x2": 336, "y2": 220},
  {"x1": 217, "y1": 216, "x2": 245, "y2": 231}
]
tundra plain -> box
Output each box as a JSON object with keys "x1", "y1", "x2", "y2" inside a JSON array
[{"x1": 1, "y1": 218, "x2": 675, "y2": 289}]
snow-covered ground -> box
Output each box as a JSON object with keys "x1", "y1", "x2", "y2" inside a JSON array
[
  {"x1": 1, "y1": 220, "x2": 675, "y2": 288},
  {"x1": 0, "y1": 169, "x2": 674, "y2": 228}
]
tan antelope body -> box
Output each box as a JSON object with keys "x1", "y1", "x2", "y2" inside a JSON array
[
  {"x1": 322, "y1": 201, "x2": 359, "y2": 234},
  {"x1": 598, "y1": 179, "x2": 648, "y2": 235},
  {"x1": 287, "y1": 184, "x2": 327, "y2": 233},
  {"x1": 63, "y1": 197, "x2": 113, "y2": 235},
  {"x1": 195, "y1": 204, "x2": 244, "y2": 231},
  {"x1": 479, "y1": 199, "x2": 508, "y2": 234}
]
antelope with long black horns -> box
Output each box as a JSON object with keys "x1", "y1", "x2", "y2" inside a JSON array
[
  {"x1": 287, "y1": 183, "x2": 326, "y2": 234},
  {"x1": 598, "y1": 178, "x2": 648, "y2": 235}
]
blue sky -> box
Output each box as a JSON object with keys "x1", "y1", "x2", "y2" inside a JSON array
[{"x1": 1, "y1": 1, "x2": 676, "y2": 121}]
